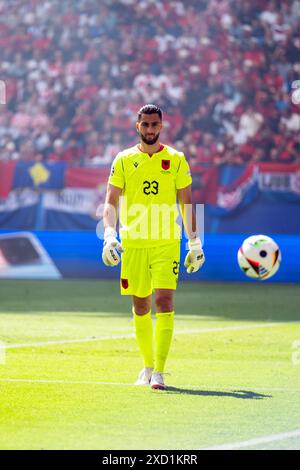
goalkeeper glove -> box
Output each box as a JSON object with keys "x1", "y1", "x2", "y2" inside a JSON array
[
  {"x1": 102, "y1": 227, "x2": 123, "y2": 267},
  {"x1": 184, "y1": 237, "x2": 205, "y2": 274}
]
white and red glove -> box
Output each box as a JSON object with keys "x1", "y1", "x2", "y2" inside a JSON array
[
  {"x1": 102, "y1": 227, "x2": 123, "y2": 267},
  {"x1": 184, "y1": 238, "x2": 205, "y2": 274}
]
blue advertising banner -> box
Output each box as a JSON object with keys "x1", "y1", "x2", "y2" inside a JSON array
[{"x1": 0, "y1": 230, "x2": 299, "y2": 283}]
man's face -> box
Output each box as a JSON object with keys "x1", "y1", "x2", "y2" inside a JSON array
[{"x1": 136, "y1": 113, "x2": 162, "y2": 145}]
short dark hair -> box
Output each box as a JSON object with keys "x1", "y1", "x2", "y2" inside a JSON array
[{"x1": 137, "y1": 104, "x2": 162, "y2": 121}]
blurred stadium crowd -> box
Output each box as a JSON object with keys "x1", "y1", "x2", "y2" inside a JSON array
[{"x1": 0, "y1": 0, "x2": 300, "y2": 168}]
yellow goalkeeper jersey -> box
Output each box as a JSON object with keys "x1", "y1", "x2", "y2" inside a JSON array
[{"x1": 108, "y1": 144, "x2": 192, "y2": 247}]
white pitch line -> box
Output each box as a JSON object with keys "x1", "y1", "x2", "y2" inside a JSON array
[
  {"x1": 175, "y1": 323, "x2": 282, "y2": 335},
  {"x1": 0, "y1": 378, "x2": 134, "y2": 387},
  {"x1": 0, "y1": 378, "x2": 300, "y2": 394},
  {"x1": 2, "y1": 333, "x2": 135, "y2": 350},
  {"x1": 203, "y1": 429, "x2": 300, "y2": 450},
  {"x1": 0, "y1": 322, "x2": 293, "y2": 350}
]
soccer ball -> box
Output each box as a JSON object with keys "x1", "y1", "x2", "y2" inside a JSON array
[{"x1": 237, "y1": 235, "x2": 281, "y2": 280}]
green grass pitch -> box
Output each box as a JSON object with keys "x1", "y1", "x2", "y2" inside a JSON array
[{"x1": 0, "y1": 279, "x2": 299, "y2": 450}]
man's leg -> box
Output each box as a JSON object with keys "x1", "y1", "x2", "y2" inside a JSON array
[
  {"x1": 154, "y1": 289, "x2": 174, "y2": 374},
  {"x1": 132, "y1": 295, "x2": 154, "y2": 369},
  {"x1": 120, "y1": 247, "x2": 153, "y2": 380},
  {"x1": 149, "y1": 242, "x2": 179, "y2": 389}
]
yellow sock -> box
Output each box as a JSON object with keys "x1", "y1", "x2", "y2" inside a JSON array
[
  {"x1": 133, "y1": 309, "x2": 154, "y2": 368},
  {"x1": 154, "y1": 311, "x2": 174, "y2": 373}
]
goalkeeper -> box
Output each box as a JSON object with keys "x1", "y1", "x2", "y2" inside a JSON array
[{"x1": 102, "y1": 104, "x2": 205, "y2": 390}]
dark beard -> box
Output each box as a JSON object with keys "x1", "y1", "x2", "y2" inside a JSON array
[{"x1": 140, "y1": 132, "x2": 160, "y2": 145}]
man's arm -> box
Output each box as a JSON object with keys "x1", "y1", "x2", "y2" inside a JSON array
[
  {"x1": 102, "y1": 184, "x2": 123, "y2": 267},
  {"x1": 177, "y1": 184, "x2": 197, "y2": 240},
  {"x1": 103, "y1": 183, "x2": 123, "y2": 230},
  {"x1": 177, "y1": 184, "x2": 205, "y2": 273}
]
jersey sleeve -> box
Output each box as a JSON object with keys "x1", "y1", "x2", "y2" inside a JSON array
[
  {"x1": 175, "y1": 154, "x2": 192, "y2": 190},
  {"x1": 108, "y1": 154, "x2": 125, "y2": 189}
]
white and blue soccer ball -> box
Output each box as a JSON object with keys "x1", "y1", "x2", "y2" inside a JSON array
[{"x1": 238, "y1": 235, "x2": 281, "y2": 280}]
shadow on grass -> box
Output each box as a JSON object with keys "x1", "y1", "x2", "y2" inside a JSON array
[{"x1": 166, "y1": 387, "x2": 272, "y2": 400}]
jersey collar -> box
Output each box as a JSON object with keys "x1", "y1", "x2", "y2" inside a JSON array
[{"x1": 136, "y1": 144, "x2": 165, "y2": 157}]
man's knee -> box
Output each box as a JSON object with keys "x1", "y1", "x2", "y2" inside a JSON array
[
  {"x1": 133, "y1": 295, "x2": 152, "y2": 315},
  {"x1": 155, "y1": 290, "x2": 173, "y2": 313}
]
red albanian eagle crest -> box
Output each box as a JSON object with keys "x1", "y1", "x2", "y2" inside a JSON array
[{"x1": 161, "y1": 160, "x2": 170, "y2": 170}]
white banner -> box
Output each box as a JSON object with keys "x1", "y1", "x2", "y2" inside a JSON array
[
  {"x1": 258, "y1": 172, "x2": 292, "y2": 192},
  {"x1": 0, "y1": 189, "x2": 39, "y2": 212},
  {"x1": 291, "y1": 172, "x2": 300, "y2": 194},
  {"x1": 258, "y1": 171, "x2": 300, "y2": 194},
  {"x1": 43, "y1": 188, "x2": 99, "y2": 215}
]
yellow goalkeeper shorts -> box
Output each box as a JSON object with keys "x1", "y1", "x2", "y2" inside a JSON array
[{"x1": 120, "y1": 242, "x2": 180, "y2": 297}]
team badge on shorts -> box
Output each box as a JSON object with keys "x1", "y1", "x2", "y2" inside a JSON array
[
  {"x1": 121, "y1": 278, "x2": 129, "y2": 289},
  {"x1": 162, "y1": 160, "x2": 170, "y2": 170}
]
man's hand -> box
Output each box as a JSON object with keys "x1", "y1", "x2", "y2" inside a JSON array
[
  {"x1": 184, "y1": 238, "x2": 205, "y2": 274},
  {"x1": 102, "y1": 227, "x2": 124, "y2": 267}
]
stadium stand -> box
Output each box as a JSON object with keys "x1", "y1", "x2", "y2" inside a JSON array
[{"x1": 0, "y1": 0, "x2": 300, "y2": 169}]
